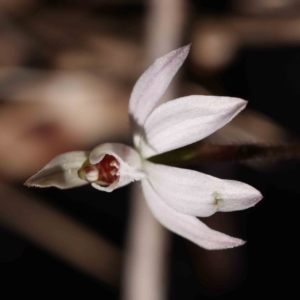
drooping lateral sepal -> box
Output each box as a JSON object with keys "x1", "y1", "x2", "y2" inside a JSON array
[
  {"x1": 144, "y1": 161, "x2": 262, "y2": 217},
  {"x1": 141, "y1": 179, "x2": 245, "y2": 250}
]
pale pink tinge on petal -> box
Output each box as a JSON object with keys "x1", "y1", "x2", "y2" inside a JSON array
[
  {"x1": 144, "y1": 161, "x2": 262, "y2": 217},
  {"x1": 129, "y1": 44, "x2": 190, "y2": 148},
  {"x1": 141, "y1": 179, "x2": 245, "y2": 250},
  {"x1": 139, "y1": 95, "x2": 247, "y2": 158}
]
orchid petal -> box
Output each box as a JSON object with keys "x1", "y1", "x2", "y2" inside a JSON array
[
  {"x1": 89, "y1": 143, "x2": 146, "y2": 192},
  {"x1": 129, "y1": 44, "x2": 190, "y2": 146},
  {"x1": 139, "y1": 95, "x2": 247, "y2": 158},
  {"x1": 25, "y1": 151, "x2": 89, "y2": 189},
  {"x1": 141, "y1": 179, "x2": 245, "y2": 250},
  {"x1": 144, "y1": 161, "x2": 262, "y2": 217}
]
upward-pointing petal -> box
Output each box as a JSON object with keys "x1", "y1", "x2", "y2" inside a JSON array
[
  {"x1": 141, "y1": 179, "x2": 245, "y2": 250},
  {"x1": 129, "y1": 45, "x2": 190, "y2": 147},
  {"x1": 139, "y1": 95, "x2": 247, "y2": 158}
]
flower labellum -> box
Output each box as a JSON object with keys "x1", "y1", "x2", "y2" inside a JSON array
[
  {"x1": 78, "y1": 154, "x2": 120, "y2": 185},
  {"x1": 25, "y1": 44, "x2": 263, "y2": 250}
]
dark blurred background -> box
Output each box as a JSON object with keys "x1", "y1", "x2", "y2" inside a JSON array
[{"x1": 1, "y1": 0, "x2": 300, "y2": 299}]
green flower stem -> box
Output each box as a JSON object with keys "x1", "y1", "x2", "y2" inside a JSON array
[{"x1": 149, "y1": 142, "x2": 300, "y2": 167}]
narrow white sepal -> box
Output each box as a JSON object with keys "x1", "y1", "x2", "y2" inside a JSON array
[
  {"x1": 141, "y1": 179, "x2": 245, "y2": 250},
  {"x1": 139, "y1": 95, "x2": 247, "y2": 158},
  {"x1": 89, "y1": 143, "x2": 146, "y2": 192},
  {"x1": 129, "y1": 44, "x2": 191, "y2": 148},
  {"x1": 144, "y1": 161, "x2": 262, "y2": 217},
  {"x1": 24, "y1": 151, "x2": 89, "y2": 189}
]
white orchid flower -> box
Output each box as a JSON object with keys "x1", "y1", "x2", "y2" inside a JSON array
[{"x1": 25, "y1": 45, "x2": 262, "y2": 250}]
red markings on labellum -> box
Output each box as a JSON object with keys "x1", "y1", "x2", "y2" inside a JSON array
[
  {"x1": 82, "y1": 154, "x2": 120, "y2": 186},
  {"x1": 95, "y1": 154, "x2": 120, "y2": 185}
]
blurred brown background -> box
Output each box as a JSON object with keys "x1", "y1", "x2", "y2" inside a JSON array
[{"x1": 1, "y1": 0, "x2": 300, "y2": 299}]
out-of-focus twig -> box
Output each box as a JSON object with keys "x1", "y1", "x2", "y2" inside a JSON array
[
  {"x1": 122, "y1": 0, "x2": 186, "y2": 300},
  {"x1": 232, "y1": 0, "x2": 300, "y2": 16},
  {"x1": 208, "y1": 109, "x2": 299, "y2": 145},
  {"x1": 0, "y1": 183, "x2": 121, "y2": 286},
  {"x1": 192, "y1": 15, "x2": 300, "y2": 71},
  {"x1": 123, "y1": 182, "x2": 169, "y2": 300}
]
